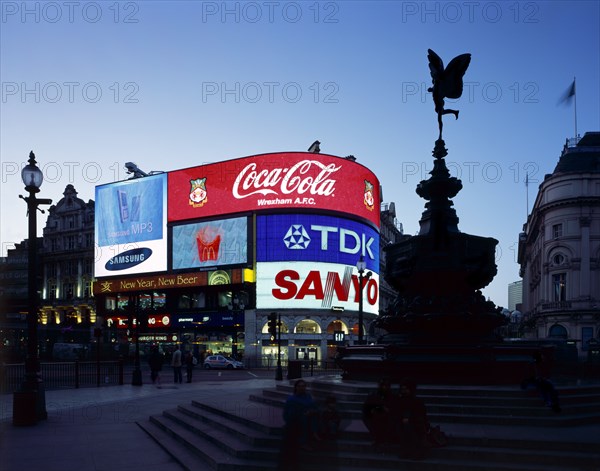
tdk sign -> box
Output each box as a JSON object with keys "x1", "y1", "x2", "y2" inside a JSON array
[
  {"x1": 284, "y1": 225, "x2": 311, "y2": 249},
  {"x1": 284, "y1": 224, "x2": 375, "y2": 258},
  {"x1": 257, "y1": 214, "x2": 379, "y2": 269},
  {"x1": 105, "y1": 247, "x2": 152, "y2": 271}
]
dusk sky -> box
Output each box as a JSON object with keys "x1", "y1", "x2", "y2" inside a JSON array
[{"x1": 1, "y1": 1, "x2": 599, "y2": 308}]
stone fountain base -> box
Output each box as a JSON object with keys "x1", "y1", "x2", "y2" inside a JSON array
[{"x1": 335, "y1": 342, "x2": 554, "y2": 385}]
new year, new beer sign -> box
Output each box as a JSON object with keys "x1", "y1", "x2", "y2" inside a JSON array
[{"x1": 168, "y1": 152, "x2": 380, "y2": 226}]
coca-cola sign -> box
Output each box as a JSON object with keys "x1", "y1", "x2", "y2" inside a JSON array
[
  {"x1": 232, "y1": 160, "x2": 340, "y2": 199},
  {"x1": 168, "y1": 152, "x2": 380, "y2": 226}
]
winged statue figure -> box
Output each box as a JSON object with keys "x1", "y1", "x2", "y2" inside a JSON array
[{"x1": 427, "y1": 49, "x2": 471, "y2": 140}]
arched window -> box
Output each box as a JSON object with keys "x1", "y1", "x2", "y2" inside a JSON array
[
  {"x1": 548, "y1": 324, "x2": 568, "y2": 339},
  {"x1": 261, "y1": 320, "x2": 289, "y2": 334},
  {"x1": 294, "y1": 319, "x2": 321, "y2": 334},
  {"x1": 326, "y1": 320, "x2": 348, "y2": 334},
  {"x1": 552, "y1": 253, "x2": 565, "y2": 266}
]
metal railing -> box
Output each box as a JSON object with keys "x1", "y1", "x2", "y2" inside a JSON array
[
  {"x1": 243, "y1": 358, "x2": 342, "y2": 376},
  {"x1": 0, "y1": 360, "x2": 124, "y2": 394}
]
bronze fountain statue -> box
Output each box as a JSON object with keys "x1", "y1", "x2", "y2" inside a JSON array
[
  {"x1": 427, "y1": 49, "x2": 471, "y2": 141},
  {"x1": 335, "y1": 50, "x2": 551, "y2": 384}
]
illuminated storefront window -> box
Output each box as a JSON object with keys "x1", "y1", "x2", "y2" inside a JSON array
[{"x1": 295, "y1": 319, "x2": 321, "y2": 334}]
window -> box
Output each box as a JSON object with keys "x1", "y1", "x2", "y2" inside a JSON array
[
  {"x1": 46, "y1": 263, "x2": 57, "y2": 277},
  {"x1": 67, "y1": 235, "x2": 76, "y2": 250},
  {"x1": 552, "y1": 253, "x2": 565, "y2": 265},
  {"x1": 117, "y1": 295, "x2": 129, "y2": 311},
  {"x1": 85, "y1": 233, "x2": 93, "y2": 248},
  {"x1": 105, "y1": 296, "x2": 117, "y2": 311},
  {"x1": 48, "y1": 283, "x2": 57, "y2": 300},
  {"x1": 552, "y1": 223, "x2": 563, "y2": 239},
  {"x1": 549, "y1": 324, "x2": 568, "y2": 339},
  {"x1": 139, "y1": 293, "x2": 153, "y2": 310},
  {"x1": 552, "y1": 273, "x2": 566, "y2": 301},
  {"x1": 63, "y1": 260, "x2": 77, "y2": 276},
  {"x1": 152, "y1": 292, "x2": 166, "y2": 309},
  {"x1": 83, "y1": 259, "x2": 93, "y2": 275},
  {"x1": 294, "y1": 319, "x2": 321, "y2": 334},
  {"x1": 261, "y1": 320, "x2": 289, "y2": 334},
  {"x1": 178, "y1": 293, "x2": 205, "y2": 309},
  {"x1": 83, "y1": 280, "x2": 93, "y2": 298},
  {"x1": 63, "y1": 283, "x2": 74, "y2": 300},
  {"x1": 582, "y1": 327, "x2": 594, "y2": 351},
  {"x1": 218, "y1": 291, "x2": 232, "y2": 308}
]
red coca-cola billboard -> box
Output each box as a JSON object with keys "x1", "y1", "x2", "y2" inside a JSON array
[{"x1": 168, "y1": 152, "x2": 380, "y2": 226}]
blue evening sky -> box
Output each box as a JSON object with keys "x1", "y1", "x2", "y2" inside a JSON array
[{"x1": 1, "y1": 1, "x2": 599, "y2": 308}]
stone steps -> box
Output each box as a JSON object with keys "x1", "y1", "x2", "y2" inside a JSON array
[
  {"x1": 248, "y1": 392, "x2": 600, "y2": 427},
  {"x1": 137, "y1": 378, "x2": 600, "y2": 470},
  {"x1": 259, "y1": 385, "x2": 600, "y2": 410}
]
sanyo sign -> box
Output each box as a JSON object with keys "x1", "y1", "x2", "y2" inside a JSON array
[{"x1": 256, "y1": 261, "x2": 379, "y2": 314}]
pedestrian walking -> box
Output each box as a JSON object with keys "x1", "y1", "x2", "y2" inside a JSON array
[
  {"x1": 147, "y1": 345, "x2": 163, "y2": 388},
  {"x1": 278, "y1": 379, "x2": 320, "y2": 470},
  {"x1": 184, "y1": 350, "x2": 196, "y2": 383},
  {"x1": 171, "y1": 345, "x2": 183, "y2": 384}
]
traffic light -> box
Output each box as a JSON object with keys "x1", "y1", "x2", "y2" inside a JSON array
[{"x1": 268, "y1": 313, "x2": 278, "y2": 336}]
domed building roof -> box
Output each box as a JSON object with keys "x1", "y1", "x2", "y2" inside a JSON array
[{"x1": 553, "y1": 132, "x2": 600, "y2": 174}]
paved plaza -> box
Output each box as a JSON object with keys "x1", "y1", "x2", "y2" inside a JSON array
[
  {"x1": 1, "y1": 374, "x2": 599, "y2": 471},
  {"x1": 0, "y1": 373, "x2": 272, "y2": 471}
]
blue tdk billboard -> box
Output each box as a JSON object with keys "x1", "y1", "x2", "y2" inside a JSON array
[{"x1": 256, "y1": 214, "x2": 379, "y2": 271}]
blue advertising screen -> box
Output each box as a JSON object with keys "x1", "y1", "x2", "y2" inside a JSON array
[
  {"x1": 172, "y1": 217, "x2": 248, "y2": 270},
  {"x1": 95, "y1": 174, "x2": 166, "y2": 246},
  {"x1": 256, "y1": 214, "x2": 379, "y2": 271}
]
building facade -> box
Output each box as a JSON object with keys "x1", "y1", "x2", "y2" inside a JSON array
[
  {"x1": 378, "y1": 202, "x2": 406, "y2": 315},
  {"x1": 0, "y1": 240, "x2": 37, "y2": 361},
  {"x1": 508, "y1": 280, "x2": 523, "y2": 312},
  {"x1": 518, "y1": 132, "x2": 600, "y2": 358},
  {"x1": 39, "y1": 184, "x2": 97, "y2": 352},
  {"x1": 0, "y1": 185, "x2": 96, "y2": 361},
  {"x1": 93, "y1": 152, "x2": 387, "y2": 365}
]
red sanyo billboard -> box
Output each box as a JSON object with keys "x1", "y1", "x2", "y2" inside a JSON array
[{"x1": 168, "y1": 152, "x2": 380, "y2": 226}]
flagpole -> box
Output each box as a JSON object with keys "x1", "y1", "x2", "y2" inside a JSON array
[
  {"x1": 525, "y1": 172, "x2": 529, "y2": 219},
  {"x1": 573, "y1": 76, "x2": 578, "y2": 140}
]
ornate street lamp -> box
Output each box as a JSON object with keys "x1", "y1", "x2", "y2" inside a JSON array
[
  {"x1": 131, "y1": 295, "x2": 143, "y2": 386},
  {"x1": 268, "y1": 312, "x2": 283, "y2": 380},
  {"x1": 356, "y1": 255, "x2": 372, "y2": 345},
  {"x1": 13, "y1": 151, "x2": 52, "y2": 426}
]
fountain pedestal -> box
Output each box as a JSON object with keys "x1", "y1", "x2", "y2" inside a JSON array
[{"x1": 336, "y1": 140, "x2": 550, "y2": 384}]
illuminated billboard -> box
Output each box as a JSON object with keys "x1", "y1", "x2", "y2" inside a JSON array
[
  {"x1": 256, "y1": 214, "x2": 379, "y2": 269},
  {"x1": 256, "y1": 261, "x2": 379, "y2": 314},
  {"x1": 95, "y1": 174, "x2": 167, "y2": 277},
  {"x1": 171, "y1": 217, "x2": 248, "y2": 270},
  {"x1": 168, "y1": 152, "x2": 380, "y2": 226}
]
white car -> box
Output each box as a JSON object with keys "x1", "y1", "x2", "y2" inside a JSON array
[{"x1": 203, "y1": 355, "x2": 244, "y2": 370}]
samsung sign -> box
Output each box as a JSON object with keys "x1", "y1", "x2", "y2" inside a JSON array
[
  {"x1": 95, "y1": 173, "x2": 168, "y2": 277},
  {"x1": 256, "y1": 214, "x2": 379, "y2": 271},
  {"x1": 105, "y1": 248, "x2": 152, "y2": 271}
]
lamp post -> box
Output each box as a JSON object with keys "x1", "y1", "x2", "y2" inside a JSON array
[
  {"x1": 276, "y1": 313, "x2": 283, "y2": 381},
  {"x1": 13, "y1": 151, "x2": 52, "y2": 426},
  {"x1": 131, "y1": 295, "x2": 142, "y2": 386},
  {"x1": 356, "y1": 255, "x2": 372, "y2": 345},
  {"x1": 268, "y1": 312, "x2": 283, "y2": 380}
]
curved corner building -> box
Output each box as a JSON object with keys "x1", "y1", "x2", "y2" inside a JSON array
[{"x1": 94, "y1": 151, "x2": 381, "y2": 366}]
